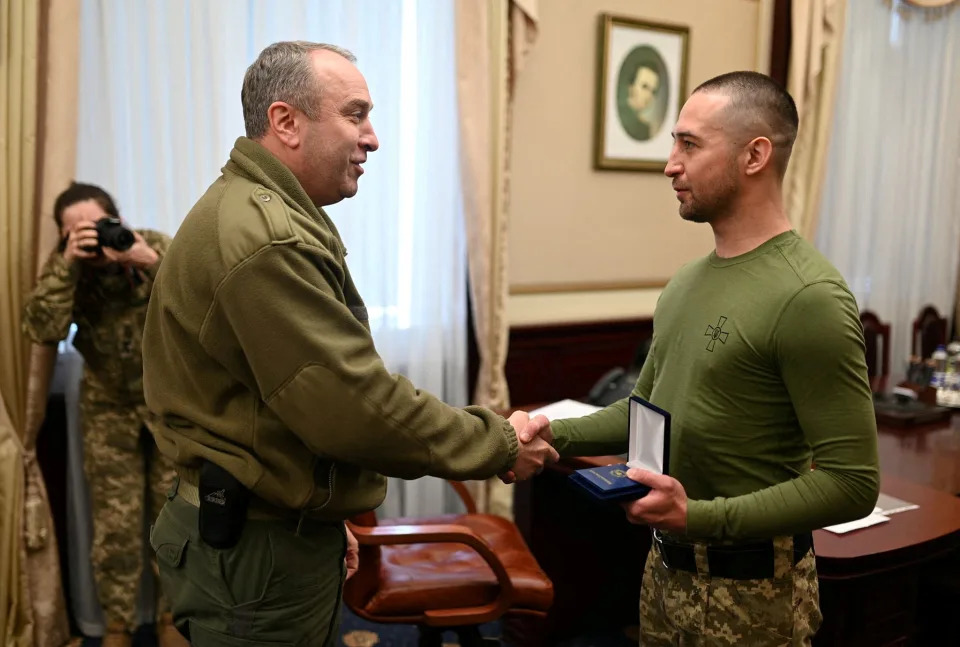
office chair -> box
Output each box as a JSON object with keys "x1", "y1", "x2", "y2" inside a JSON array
[
  {"x1": 912, "y1": 304, "x2": 948, "y2": 360},
  {"x1": 860, "y1": 310, "x2": 891, "y2": 393},
  {"x1": 343, "y1": 480, "x2": 554, "y2": 647}
]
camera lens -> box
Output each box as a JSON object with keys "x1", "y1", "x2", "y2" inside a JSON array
[{"x1": 96, "y1": 217, "x2": 135, "y2": 251}]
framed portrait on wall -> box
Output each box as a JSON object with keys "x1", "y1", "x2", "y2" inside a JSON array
[{"x1": 594, "y1": 14, "x2": 690, "y2": 172}]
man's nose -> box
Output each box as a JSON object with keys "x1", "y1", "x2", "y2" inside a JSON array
[
  {"x1": 664, "y1": 153, "x2": 681, "y2": 178},
  {"x1": 361, "y1": 121, "x2": 379, "y2": 152}
]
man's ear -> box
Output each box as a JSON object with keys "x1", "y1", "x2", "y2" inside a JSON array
[
  {"x1": 265, "y1": 101, "x2": 301, "y2": 148},
  {"x1": 743, "y1": 136, "x2": 774, "y2": 176}
]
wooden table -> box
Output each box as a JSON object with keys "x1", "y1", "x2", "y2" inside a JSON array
[
  {"x1": 511, "y1": 458, "x2": 960, "y2": 646},
  {"x1": 877, "y1": 414, "x2": 960, "y2": 494},
  {"x1": 813, "y1": 474, "x2": 960, "y2": 645}
]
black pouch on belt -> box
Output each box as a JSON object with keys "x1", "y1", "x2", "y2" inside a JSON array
[{"x1": 198, "y1": 461, "x2": 250, "y2": 549}]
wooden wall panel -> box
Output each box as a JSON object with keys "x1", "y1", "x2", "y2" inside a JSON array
[{"x1": 505, "y1": 318, "x2": 653, "y2": 407}]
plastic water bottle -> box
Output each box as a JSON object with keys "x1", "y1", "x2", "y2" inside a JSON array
[
  {"x1": 945, "y1": 342, "x2": 960, "y2": 406},
  {"x1": 931, "y1": 344, "x2": 948, "y2": 389}
]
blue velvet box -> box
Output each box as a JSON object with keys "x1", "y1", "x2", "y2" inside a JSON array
[{"x1": 568, "y1": 396, "x2": 671, "y2": 503}]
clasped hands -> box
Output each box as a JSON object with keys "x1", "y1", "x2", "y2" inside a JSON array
[
  {"x1": 497, "y1": 411, "x2": 558, "y2": 484},
  {"x1": 497, "y1": 411, "x2": 688, "y2": 533}
]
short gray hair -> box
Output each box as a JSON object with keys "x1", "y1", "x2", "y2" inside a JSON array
[{"x1": 241, "y1": 41, "x2": 356, "y2": 139}]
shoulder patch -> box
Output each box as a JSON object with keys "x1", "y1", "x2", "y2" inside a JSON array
[
  {"x1": 216, "y1": 180, "x2": 301, "y2": 269},
  {"x1": 251, "y1": 187, "x2": 296, "y2": 243}
]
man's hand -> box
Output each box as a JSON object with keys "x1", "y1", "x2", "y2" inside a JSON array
[
  {"x1": 61, "y1": 221, "x2": 99, "y2": 263},
  {"x1": 620, "y1": 468, "x2": 688, "y2": 533},
  {"x1": 102, "y1": 231, "x2": 159, "y2": 269},
  {"x1": 345, "y1": 525, "x2": 359, "y2": 580},
  {"x1": 499, "y1": 412, "x2": 557, "y2": 483},
  {"x1": 517, "y1": 413, "x2": 553, "y2": 445}
]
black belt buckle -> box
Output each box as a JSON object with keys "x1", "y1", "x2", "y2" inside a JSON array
[
  {"x1": 653, "y1": 529, "x2": 668, "y2": 568},
  {"x1": 654, "y1": 529, "x2": 697, "y2": 573},
  {"x1": 654, "y1": 529, "x2": 671, "y2": 570}
]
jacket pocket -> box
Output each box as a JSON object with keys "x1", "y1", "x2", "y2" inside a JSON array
[
  {"x1": 217, "y1": 523, "x2": 276, "y2": 607},
  {"x1": 149, "y1": 513, "x2": 197, "y2": 618}
]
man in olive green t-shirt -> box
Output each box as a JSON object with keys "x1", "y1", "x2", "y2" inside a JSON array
[{"x1": 523, "y1": 72, "x2": 879, "y2": 645}]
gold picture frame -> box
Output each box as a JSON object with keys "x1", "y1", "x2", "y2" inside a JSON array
[{"x1": 594, "y1": 14, "x2": 690, "y2": 172}]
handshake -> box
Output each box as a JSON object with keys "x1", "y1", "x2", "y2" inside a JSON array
[{"x1": 497, "y1": 411, "x2": 559, "y2": 484}]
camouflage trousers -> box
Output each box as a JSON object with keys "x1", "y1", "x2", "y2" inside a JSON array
[
  {"x1": 639, "y1": 536, "x2": 822, "y2": 646},
  {"x1": 81, "y1": 397, "x2": 177, "y2": 628}
]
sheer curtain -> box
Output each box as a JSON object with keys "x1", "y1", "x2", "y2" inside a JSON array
[
  {"x1": 815, "y1": 0, "x2": 960, "y2": 383},
  {"x1": 76, "y1": 0, "x2": 467, "y2": 519}
]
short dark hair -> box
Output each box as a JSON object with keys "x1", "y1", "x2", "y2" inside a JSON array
[
  {"x1": 692, "y1": 71, "x2": 799, "y2": 176},
  {"x1": 53, "y1": 182, "x2": 119, "y2": 229}
]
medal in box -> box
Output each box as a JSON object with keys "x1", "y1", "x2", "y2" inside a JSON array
[{"x1": 568, "y1": 396, "x2": 670, "y2": 503}]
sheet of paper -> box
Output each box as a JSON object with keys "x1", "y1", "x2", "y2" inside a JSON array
[
  {"x1": 875, "y1": 492, "x2": 919, "y2": 516},
  {"x1": 823, "y1": 508, "x2": 891, "y2": 534},
  {"x1": 527, "y1": 399, "x2": 602, "y2": 421}
]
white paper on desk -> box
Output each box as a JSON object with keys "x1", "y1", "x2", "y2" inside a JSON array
[
  {"x1": 528, "y1": 399, "x2": 602, "y2": 421},
  {"x1": 875, "y1": 492, "x2": 919, "y2": 516},
  {"x1": 823, "y1": 507, "x2": 891, "y2": 534}
]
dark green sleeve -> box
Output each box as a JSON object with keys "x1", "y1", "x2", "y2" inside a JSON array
[
  {"x1": 201, "y1": 243, "x2": 518, "y2": 480},
  {"x1": 634, "y1": 336, "x2": 655, "y2": 400},
  {"x1": 551, "y1": 399, "x2": 630, "y2": 458},
  {"x1": 21, "y1": 250, "x2": 80, "y2": 344},
  {"x1": 685, "y1": 282, "x2": 880, "y2": 539}
]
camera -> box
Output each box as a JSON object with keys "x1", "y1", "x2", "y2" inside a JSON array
[{"x1": 84, "y1": 217, "x2": 135, "y2": 254}]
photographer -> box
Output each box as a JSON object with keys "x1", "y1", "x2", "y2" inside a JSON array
[{"x1": 22, "y1": 183, "x2": 185, "y2": 647}]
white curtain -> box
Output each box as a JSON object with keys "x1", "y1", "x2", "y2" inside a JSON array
[
  {"x1": 815, "y1": 0, "x2": 960, "y2": 384},
  {"x1": 76, "y1": 0, "x2": 466, "y2": 519}
]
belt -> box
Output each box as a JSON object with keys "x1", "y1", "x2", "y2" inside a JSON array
[
  {"x1": 653, "y1": 530, "x2": 813, "y2": 580},
  {"x1": 176, "y1": 478, "x2": 203, "y2": 506},
  {"x1": 174, "y1": 474, "x2": 335, "y2": 527}
]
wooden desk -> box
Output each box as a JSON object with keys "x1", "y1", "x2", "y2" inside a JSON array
[
  {"x1": 813, "y1": 474, "x2": 960, "y2": 645},
  {"x1": 512, "y1": 460, "x2": 960, "y2": 646},
  {"x1": 877, "y1": 414, "x2": 960, "y2": 494}
]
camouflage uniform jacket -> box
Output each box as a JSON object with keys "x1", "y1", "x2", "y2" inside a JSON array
[{"x1": 22, "y1": 230, "x2": 171, "y2": 407}]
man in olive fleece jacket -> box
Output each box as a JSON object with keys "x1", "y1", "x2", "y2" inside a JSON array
[
  {"x1": 142, "y1": 42, "x2": 556, "y2": 646},
  {"x1": 522, "y1": 73, "x2": 879, "y2": 645}
]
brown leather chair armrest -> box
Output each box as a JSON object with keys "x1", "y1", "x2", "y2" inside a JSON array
[{"x1": 346, "y1": 520, "x2": 516, "y2": 624}]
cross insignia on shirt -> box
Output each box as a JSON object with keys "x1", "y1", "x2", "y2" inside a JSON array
[{"x1": 704, "y1": 316, "x2": 730, "y2": 352}]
